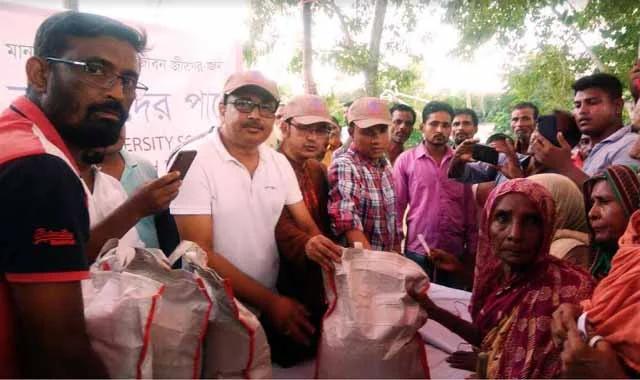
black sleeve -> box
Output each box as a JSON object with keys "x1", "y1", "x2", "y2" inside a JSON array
[{"x1": 0, "y1": 155, "x2": 89, "y2": 281}]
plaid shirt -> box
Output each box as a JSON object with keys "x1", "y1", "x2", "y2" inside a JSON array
[{"x1": 328, "y1": 148, "x2": 403, "y2": 251}]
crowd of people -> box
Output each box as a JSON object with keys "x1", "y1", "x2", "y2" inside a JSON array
[{"x1": 2, "y1": 9, "x2": 640, "y2": 379}]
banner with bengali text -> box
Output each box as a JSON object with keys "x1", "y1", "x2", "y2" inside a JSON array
[{"x1": 0, "y1": 2, "x2": 242, "y2": 173}]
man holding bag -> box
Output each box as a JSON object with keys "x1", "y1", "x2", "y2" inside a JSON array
[
  {"x1": 172, "y1": 71, "x2": 339, "y2": 347},
  {"x1": 272, "y1": 94, "x2": 342, "y2": 366},
  {"x1": 0, "y1": 10, "x2": 148, "y2": 377}
]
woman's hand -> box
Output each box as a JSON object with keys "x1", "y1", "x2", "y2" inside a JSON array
[
  {"x1": 408, "y1": 288, "x2": 439, "y2": 315},
  {"x1": 447, "y1": 350, "x2": 478, "y2": 372}
]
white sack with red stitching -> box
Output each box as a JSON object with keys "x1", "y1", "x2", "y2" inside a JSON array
[
  {"x1": 82, "y1": 266, "x2": 163, "y2": 378},
  {"x1": 89, "y1": 239, "x2": 212, "y2": 379},
  {"x1": 316, "y1": 246, "x2": 430, "y2": 379},
  {"x1": 174, "y1": 241, "x2": 272, "y2": 379}
]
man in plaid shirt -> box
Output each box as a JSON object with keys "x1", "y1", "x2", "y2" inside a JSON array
[{"x1": 328, "y1": 97, "x2": 403, "y2": 252}]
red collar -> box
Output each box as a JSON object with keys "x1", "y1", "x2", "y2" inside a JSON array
[{"x1": 10, "y1": 96, "x2": 79, "y2": 172}]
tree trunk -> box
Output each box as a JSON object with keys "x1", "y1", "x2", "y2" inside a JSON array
[
  {"x1": 302, "y1": 0, "x2": 317, "y2": 94},
  {"x1": 365, "y1": 0, "x2": 388, "y2": 96}
]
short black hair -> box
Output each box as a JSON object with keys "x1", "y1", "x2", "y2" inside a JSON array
[
  {"x1": 486, "y1": 133, "x2": 514, "y2": 145},
  {"x1": 421, "y1": 101, "x2": 454, "y2": 122},
  {"x1": 453, "y1": 108, "x2": 479, "y2": 127},
  {"x1": 572, "y1": 72, "x2": 623, "y2": 100},
  {"x1": 390, "y1": 103, "x2": 416, "y2": 125},
  {"x1": 512, "y1": 102, "x2": 539, "y2": 120},
  {"x1": 34, "y1": 11, "x2": 147, "y2": 58}
]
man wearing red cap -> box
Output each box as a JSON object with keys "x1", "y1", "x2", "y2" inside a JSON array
[
  {"x1": 271, "y1": 94, "x2": 342, "y2": 366},
  {"x1": 328, "y1": 97, "x2": 403, "y2": 252},
  {"x1": 172, "y1": 71, "x2": 332, "y2": 346}
]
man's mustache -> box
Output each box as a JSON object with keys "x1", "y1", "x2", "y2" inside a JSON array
[{"x1": 88, "y1": 101, "x2": 127, "y2": 122}]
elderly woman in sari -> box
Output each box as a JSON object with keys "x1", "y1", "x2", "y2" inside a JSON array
[
  {"x1": 552, "y1": 209, "x2": 640, "y2": 378},
  {"x1": 413, "y1": 178, "x2": 595, "y2": 378},
  {"x1": 551, "y1": 166, "x2": 640, "y2": 378},
  {"x1": 583, "y1": 164, "x2": 640, "y2": 280}
]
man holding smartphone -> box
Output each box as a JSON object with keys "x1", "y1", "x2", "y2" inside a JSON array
[
  {"x1": 531, "y1": 73, "x2": 640, "y2": 188},
  {"x1": 171, "y1": 71, "x2": 338, "y2": 347},
  {"x1": 448, "y1": 103, "x2": 539, "y2": 185}
]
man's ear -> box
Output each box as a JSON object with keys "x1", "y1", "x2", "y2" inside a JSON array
[
  {"x1": 26, "y1": 56, "x2": 49, "y2": 94},
  {"x1": 613, "y1": 97, "x2": 625, "y2": 115},
  {"x1": 279, "y1": 120, "x2": 289, "y2": 136},
  {"x1": 348, "y1": 125, "x2": 354, "y2": 137},
  {"x1": 218, "y1": 101, "x2": 226, "y2": 122}
]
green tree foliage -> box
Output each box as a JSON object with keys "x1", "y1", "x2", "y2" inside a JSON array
[
  {"x1": 443, "y1": 0, "x2": 639, "y2": 90},
  {"x1": 244, "y1": 0, "x2": 430, "y2": 96},
  {"x1": 507, "y1": 45, "x2": 576, "y2": 113}
]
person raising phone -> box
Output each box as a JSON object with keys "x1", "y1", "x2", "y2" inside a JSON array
[{"x1": 531, "y1": 73, "x2": 640, "y2": 188}]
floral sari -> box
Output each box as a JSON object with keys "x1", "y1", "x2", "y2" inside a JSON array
[{"x1": 471, "y1": 179, "x2": 595, "y2": 378}]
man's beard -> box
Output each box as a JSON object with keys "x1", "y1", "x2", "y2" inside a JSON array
[
  {"x1": 515, "y1": 129, "x2": 531, "y2": 143},
  {"x1": 55, "y1": 102, "x2": 128, "y2": 149},
  {"x1": 45, "y1": 75, "x2": 128, "y2": 149},
  {"x1": 454, "y1": 135, "x2": 468, "y2": 145}
]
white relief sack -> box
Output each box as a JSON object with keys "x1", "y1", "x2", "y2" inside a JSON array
[
  {"x1": 82, "y1": 269, "x2": 163, "y2": 379},
  {"x1": 90, "y1": 239, "x2": 212, "y2": 379},
  {"x1": 315, "y1": 245, "x2": 431, "y2": 379},
  {"x1": 169, "y1": 241, "x2": 272, "y2": 379}
]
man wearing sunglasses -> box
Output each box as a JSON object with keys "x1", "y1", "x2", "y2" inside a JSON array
[
  {"x1": 0, "y1": 11, "x2": 149, "y2": 377},
  {"x1": 172, "y1": 71, "x2": 331, "y2": 347}
]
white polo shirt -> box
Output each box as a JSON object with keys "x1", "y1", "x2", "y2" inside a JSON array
[{"x1": 170, "y1": 127, "x2": 302, "y2": 289}]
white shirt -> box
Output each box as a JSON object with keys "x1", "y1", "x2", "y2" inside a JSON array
[
  {"x1": 170, "y1": 127, "x2": 303, "y2": 289},
  {"x1": 87, "y1": 168, "x2": 145, "y2": 248}
]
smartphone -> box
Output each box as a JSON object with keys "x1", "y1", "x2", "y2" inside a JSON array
[
  {"x1": 537, "y1": 114, "x2": 581, "y2": 147},
  {"x1": 472, "y1": 144, "x2": 499, "y2": 166},
  {"x1": 168, "y1": 150, "x2": 197, "y2": 180}
]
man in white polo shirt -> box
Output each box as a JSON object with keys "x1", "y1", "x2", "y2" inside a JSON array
[{"x1": 171, "y1": 71, "x2": 335, "y2": 346}]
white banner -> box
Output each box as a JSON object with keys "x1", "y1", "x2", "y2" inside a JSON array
[{"x1": 0, "y1": 2, "x2": 242, "y2": 173}]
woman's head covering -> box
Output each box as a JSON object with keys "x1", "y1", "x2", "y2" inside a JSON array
[
  {"x1": 583, "y1": 164, "x2": 640, "y2": 277},
  {"x1": 529, "y1": 173, "x2": 589, "y2": 233},
  {"x1": 583, "y1": 164, "x2": 640, "y2": 219},
  {"x1": 471, "y1": 178, "x2": 556, "y2": 319}
]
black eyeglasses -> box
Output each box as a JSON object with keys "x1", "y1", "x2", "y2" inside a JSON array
[
  {"x1": 227, "y1": 98, "x2": 279, "y2": 118},
  {"x1": 289, "y1": 121, "x2": 331, "y2": 137},
  {"x1": 45, "y1": 57, "x2": 148, "y2": 98}
]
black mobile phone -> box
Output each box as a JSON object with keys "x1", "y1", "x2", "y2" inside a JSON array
[
  {"x1": 168, "y1": 150, "x2": 197, "y2": 181},
  {"x1": 472, "y1": 144, "x2": 499, "y2": 166},
  {"x1": 537, "y1": 115, "x2": 561, "y2": 147},
  {"x1": 537, "y1": 114, "x2": 581, "y2": 147}
]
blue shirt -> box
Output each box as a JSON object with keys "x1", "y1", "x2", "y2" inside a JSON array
[
  {"x1": 582, "y1": 125, "x2": 640, "y2": 176},
  {"x1": 120, "y1": 150, "x2": 160, "y2": 249}
]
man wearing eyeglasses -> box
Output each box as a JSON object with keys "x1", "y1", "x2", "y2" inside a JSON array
[
  {"x1": 267, "y1": 94, "x2": 343, "y2": 366},
  {"x1": 0, "y1": 11, "x2": 149, "y2": 377},
  {"x1": 386, "y1": 103, "x2": 416, "y2": 165},
  {"x1": 172, "y1": 71, "x2": 332, "y2": 347}
]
